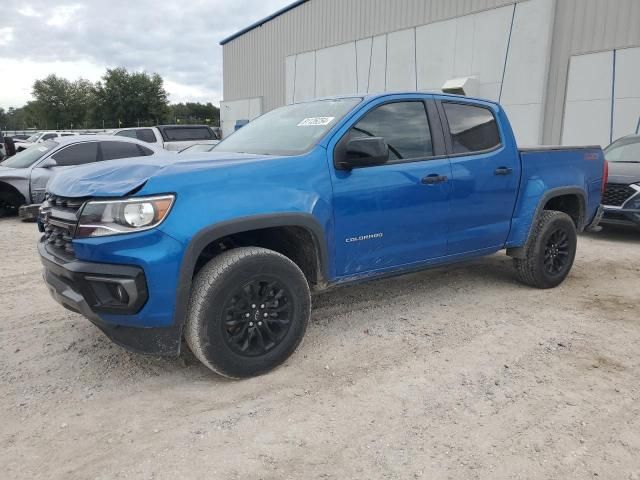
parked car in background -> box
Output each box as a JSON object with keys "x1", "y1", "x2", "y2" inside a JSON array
[
  {"x1": 38, "y1": 93, "x2": 605, "y2": 378},
  {"x1": 0, "y1": 135, "x2": 161, "y2": 219},
  {"x1": 178, "y1": 142, "x2": 219, "y2": 153},
  {"x1": 601, "y1": 134, "x2": 640, "y2": 229},
  {"x1": 10, "y1": 134, "x2": 35, "y2": 141},
  {"x1": 0, "y1": 129, "x2": 5, "y2": 161},
  {"x1": 112, "y1": 125, "x2": 219, "y2": 152},
  {"x1": 15, "y1": 131, "x2": 78, "y2": 152}
]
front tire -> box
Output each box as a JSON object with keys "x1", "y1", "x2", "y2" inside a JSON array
[
  {"x1": 185, "y1": 247, "x2": 311, "y2": 379},
  {"x1": 513, "y1": 210, "x2": 577, "y2": 289}
]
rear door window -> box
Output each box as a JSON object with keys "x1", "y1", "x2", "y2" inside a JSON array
[
  {"x1": 52, "y1": 142, "x2": 99, "y2": 166},
  {"x1": 442, "y1": 102, "x2": 501, "y2": 154},
  {"x1": 100, "y1": 141, "x2": 150, "y2": 161}
]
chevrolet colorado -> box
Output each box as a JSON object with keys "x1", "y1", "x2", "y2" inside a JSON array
[{"x1": 38, "y1": 93, "x2": 606, "y2": 378}]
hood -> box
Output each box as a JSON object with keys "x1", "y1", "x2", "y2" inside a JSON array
[
  {"x1": 0, "y1": 165, "x2": 29, "y2": 177},
  {"x1": 608, "y1": 161, "x2": 640, "y2": 185},
  {"x1": 46, "y1": 151, "x2": 273, "y2": 198}
]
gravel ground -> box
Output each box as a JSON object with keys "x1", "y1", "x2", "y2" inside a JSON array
[{"x1": 1, "y1": 217, "x2": 639, "y2": 480}]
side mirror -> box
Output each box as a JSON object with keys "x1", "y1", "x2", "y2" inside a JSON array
[
  {"x1": 335, "y1": 136, "x2": 389, "y2": 170},
  {"x1": 39, "y1": 158, "x2": 58, "y2": 168}
]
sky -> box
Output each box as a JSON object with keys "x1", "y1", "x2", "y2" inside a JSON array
[{"x1": 0, "y1": 0, "x2": 294, "y2": 109}]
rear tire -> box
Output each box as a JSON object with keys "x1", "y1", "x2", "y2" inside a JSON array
[
  {"x1": 513, "y1": 210, "x2": 577, "y2": 289},
  {"x1": 185, "y1": 247, "x2": 311, "y2": 379}
]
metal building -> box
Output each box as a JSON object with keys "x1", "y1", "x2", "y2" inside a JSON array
[{"x1": 220, "y1": 0, "x2": 640, "y2": 146}]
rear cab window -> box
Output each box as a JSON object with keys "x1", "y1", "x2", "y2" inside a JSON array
[
  {"x1": 115, "y1": 130, "x2": 138, "y2": 139},
  {"x1": 160, "y1": 127, "x2": 215, "y2": 142},
  {"x1": 442, "y1": 102, "x2": 501, "y2": 155},
  {"x1": 136, "y1": 129, "x2": 157, "y2": 143}
]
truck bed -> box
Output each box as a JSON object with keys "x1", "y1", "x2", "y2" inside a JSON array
[{"x1": 505, "y1": 144, "x2": 605, "y2": 247}]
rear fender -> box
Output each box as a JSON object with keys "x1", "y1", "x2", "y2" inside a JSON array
[{"x1": 506, "y1": 187, "x2": 586, "y2": 257}]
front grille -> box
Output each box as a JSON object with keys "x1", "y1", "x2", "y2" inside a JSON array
[
  {"x1": 41, "y1": 195, "x2": 85, "y2": 257},
  {"x1": 602, "y1": 184, "x2": 636, "y2": 207}
]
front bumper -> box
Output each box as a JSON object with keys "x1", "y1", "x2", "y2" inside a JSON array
[
  {"x1": 19, "y1": 203, "x2": 41, "y2": 221},
  {"x1": 601, "y1": 207, "x2": 640, "y2": 228},
  {"x1": 39, "y1": 240, "x2": 182, "y2": 355}
]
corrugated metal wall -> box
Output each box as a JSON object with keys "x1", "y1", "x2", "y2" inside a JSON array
[
  {"x1": 223, "y1": 0, "x2": 530, "y2": 112},
  {"x1": 542, "y1": 0, "x2": 640, "y2": 144},
  {"x1": 223, "y1": 0, "x2": 640, "y2": 143}
]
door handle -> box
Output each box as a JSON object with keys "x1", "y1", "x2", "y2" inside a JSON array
[
  {"x1": 421, "y1": 174, "x2": 448, "y2": 185},
  {"x1": 494, "y1": 167, "x2": 513, "y2": 176}
]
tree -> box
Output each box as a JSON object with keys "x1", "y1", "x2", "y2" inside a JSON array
[
  {"x1": 3, "y1": 68, "x2": 217, "y2": 130},
  {"x1": 167, "y1": 102, "x2": 220, "y2": 126},
  {"x1": 31, "y1": 75, "x2": 95, "y2": 129},
  {"x1": 93, "y1": 68, "x2": 169, "y2": 128}
]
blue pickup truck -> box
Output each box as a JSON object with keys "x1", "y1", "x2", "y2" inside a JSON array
[{"x1": 38, "y1": 93, "x2": 606, "y2": 378}]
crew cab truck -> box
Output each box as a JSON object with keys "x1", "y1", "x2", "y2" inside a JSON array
[
  {"x1": 112, "y1": 125, "x2": 219, "y2": 152},
  {"x1": 38, "y1": 93, "x2": 606, "y2": 379}
]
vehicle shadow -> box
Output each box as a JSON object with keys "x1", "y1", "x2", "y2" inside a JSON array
[
  {"x1": 0, "y1": 214, "x2": 19, "y2": 223},
  {"x1": 158, "y1": 254, "x2": 516, "y2": 383},
  {"x1": 584, "y1": 226, "x2": 640, "y2": 243}
]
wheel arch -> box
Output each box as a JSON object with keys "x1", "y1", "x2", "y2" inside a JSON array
[
  {"x1": 173, "y1": 213, "x2": 329, "y2": 327},
  {"x1": 0, "y1": 180, "x2": 27, "y2": 209},
  {"x1": 508, "y1": 187, "x2": 586, "y2": 259}
]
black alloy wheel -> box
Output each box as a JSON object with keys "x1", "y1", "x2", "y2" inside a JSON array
[
  {"x1": 513, "y1": 210, "x2": 577, "y2": 289},
  {"x1": 222, "y1": 278, "x2": 293, "y2": 357},
  {"x1": 185, "y1": 247, "x2": 311, "y2": 379},
  {"x1": 543, "y1": 228, "x2": 571, "y2": 276}
]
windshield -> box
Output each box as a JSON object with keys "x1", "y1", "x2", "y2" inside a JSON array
[
  {"x1": 1, "y1": 141, "x2": 58, "y2": 168},
  {"x1": 180, "y1": 144, "x2": 217, "y2": 153},
  {"x1": 24, "y1": 133, "x2": 41, "y2": 143},
  {"x1": 215, "y1": 98, "x2": 362, "y2": 156},
  {"x1": 605, "y1": 137, "x2": 640, "y2": 163}
]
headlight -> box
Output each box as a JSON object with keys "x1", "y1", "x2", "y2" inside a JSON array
[{"x1": 76, "y1": 195, "x2": 175, "y2": 238}]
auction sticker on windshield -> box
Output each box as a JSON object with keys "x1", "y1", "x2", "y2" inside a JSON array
[{"x1": 297, "y1": 117, "x2": 335, "y2": 127}]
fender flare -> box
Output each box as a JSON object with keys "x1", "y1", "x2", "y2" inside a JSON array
[
  {"x1": 507, "y1": 187, "x2": 587, "y2": 259},
  {"x1": 172, "y1": 213, "x2": 329, "y2": 327}
]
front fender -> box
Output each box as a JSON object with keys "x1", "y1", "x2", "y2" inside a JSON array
[
  {"x1": 170, "y1": 213, "x2": 330, "y2": 329},
  {"x1": 145, "y1": 147, "x2": 335, "y2": 327},
  {"x1": 0, "y1": 172, "x2": 30, "y2": 203}
]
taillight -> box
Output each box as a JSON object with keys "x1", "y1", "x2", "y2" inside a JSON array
[{"x1": 602, "y1": 160, "x2": 609, "y2": 195}]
